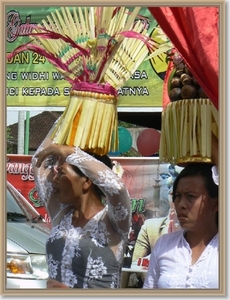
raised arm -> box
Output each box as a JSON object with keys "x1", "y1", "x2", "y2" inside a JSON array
[
  {"x1": 34, "y1": 144, "x2": 131, "y2": 235},
  {"x1": 66, "y1": 147, "x2": 132, "y2": 236},
  {"x1": 31, "y1": 119, "x2": 73, "y2": 223}
]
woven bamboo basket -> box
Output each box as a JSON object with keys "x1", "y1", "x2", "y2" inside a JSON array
[
  {"x1": 159, "y1": 98, "x2": 218, "y2": 166},
  {"x1": 7, "y1": 6, "x2": 159, "y2": 155},
  {"x1": 50, "y1": 85, "x2": 119, "y2": 155}
]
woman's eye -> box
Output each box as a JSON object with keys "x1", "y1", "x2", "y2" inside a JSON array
[{"x1": 187, "y1": 194, "x2": 195, "y2": 201}]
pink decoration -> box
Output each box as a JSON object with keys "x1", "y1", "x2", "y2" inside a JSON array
[{"x1": 137, "y1": 128, "x2": 160, "y2": 156}]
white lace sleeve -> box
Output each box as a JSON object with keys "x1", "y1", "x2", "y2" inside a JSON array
[
  {"x1": 66, "y1": 147, "x2": 131, "y2": 235},
  {"x1": 212, "y1": 165, "x2": 219, "y2": 185},
  {"x1": 31, "y1": 117, "x2": 72, "y2": 222}
]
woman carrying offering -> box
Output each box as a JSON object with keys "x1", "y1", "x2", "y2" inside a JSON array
[{"x1": 32, "y1": 130, "x2": 131, "y2": 289}]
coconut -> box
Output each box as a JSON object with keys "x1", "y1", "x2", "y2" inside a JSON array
[
  {"x1": 170, "y1": 77, "x2": 182, "y2": 88},
  {"x1": 181, "y1": 85, "x2": 198, "y2": 99},
  {"x1": 181, "y1": 74, "x2": 192, "y2": 85},
  {"x1": 169, "y1": 87, "x2": 182, "y2": 101}
]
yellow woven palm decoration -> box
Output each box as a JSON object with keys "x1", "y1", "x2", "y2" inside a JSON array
[
  {"x1": 158, "y1": 52, "x2": 218, "y2": 165},
  {"x1": 159, "y1": 98, "x2": 218, "y2": 165},
  {"x1": 8, "y1": 7, "x2": 158, "y2": 155}
]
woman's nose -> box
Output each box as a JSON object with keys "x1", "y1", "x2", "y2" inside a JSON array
[
  {"x1": 53, "y1": 174, "x2": 58, "y2": 183},
  {"x1": 53, "y1": 169, "x2": 59, "y2": 184},
  {"x1": 179, "y1": 198, "x2": 187, "y2": 208},
  {"x1": 176, "y1": 196, "x2": 187, "y2": 209}
]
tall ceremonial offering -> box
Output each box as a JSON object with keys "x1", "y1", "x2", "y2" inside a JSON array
[
  {"x1": 159, "y1": 51, "x2": 218, "y2": 166},
  {"x1": 7, "y1": 7, "x2": 158, "y2": 155}
]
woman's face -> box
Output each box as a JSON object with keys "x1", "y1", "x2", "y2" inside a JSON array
[
  {"x1": 174, "y1": 175, "x2": 218, "y2": 231},
  {"x1": 53, "y1": 162, "x2": 86, "y2": 205}
]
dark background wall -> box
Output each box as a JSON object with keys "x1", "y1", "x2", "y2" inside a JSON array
[{"x1": 118, "y1": 112, "x2": 162, "y2": 130}]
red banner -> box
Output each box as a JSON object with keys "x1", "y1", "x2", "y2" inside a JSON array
[{"x1": 6, "y1": 154, "x2": 49, "y2": 221}]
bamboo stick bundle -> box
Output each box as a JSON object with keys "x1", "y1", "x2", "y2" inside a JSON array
[
  {"x1": 98, "y1": 103, "x2": 113, "y2": 149},
  {"x1": 196, "y1": 100, "x2": 202, "y2": 157},
  {"x1": 89, "y1": 101, "x2": 105, "y2": 149},
  {"x1": 159, "y1": 98, "x2": 218, "y2": 165},
  {"x1": 50, "y1": 103, "x2": 69, "y2": 140},
  {"x1": 53, "y1": 95, "x2": 81, "y2": 144},
  {"x1": 79, "y1": 100, "x2": 97, "y2": 148},
  {"x1": 189, "y1": 101, "x2": 193, "y2": 156},
  {"x1": 104, "y1": 24, "x2": 150, "y2": 89},
  {"x1": 66, "y1": 103, "x2": 83, "y2": 145},
  {"x1": 183, "y1": 101, "x2": 189, "y2": 158},
  {"x1": 179, "y1": 101, "x2": 184, "y2": 160},
  {"x1": 49, "y1": 89, "x2": 118, "y2": 154},
  {"x1": 8, "y1": 6, "x2": 161, "y2": 155},
  {"x1": 109, "y1": 113, "x2": 119, "y2": 153},
  {"x1": 172, "y1": 102, "x2": 179, "y2": 161},
  {"x1": 192, "y1": 100, "x2": 197, "y2": 156},
  {"x1": 200, "y1": 99, "x2": 207, "y2": 157},
  {"x1": 206, "y1": 100, "x2": 212, "y2": 158},
  {"x1": 211, "y1": 104, "x2": 218, "y2": 138}
]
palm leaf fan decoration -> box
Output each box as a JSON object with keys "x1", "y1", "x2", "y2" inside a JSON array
[{"x1": 7, "y1": 6, "x2": 161, "y2": 155}]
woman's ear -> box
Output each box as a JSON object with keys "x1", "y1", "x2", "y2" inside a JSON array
[{"x1": 82, "y1": 176, "x2": 92, "y2": 192}]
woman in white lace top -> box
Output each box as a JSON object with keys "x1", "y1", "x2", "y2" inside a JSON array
[
  {"x1": 32, "y1": 129, "x2": 131, "y2": 289},
  {"x1": 143, "y1": 163, "x2": 218, "y2": 289}
]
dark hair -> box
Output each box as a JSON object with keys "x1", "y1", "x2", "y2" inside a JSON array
[
  {"x1": 71, "y1": 151, "x2": 113, "y2": 198},
  {"x1": 172, "y1": 163, "x2": 218, "y2": 225},
  {"x1": 172, "y1": 163, "x2": 218, "y2": 201},
  {"x1": 87, "y1": 152, "x2": 113, "y2": 169}
]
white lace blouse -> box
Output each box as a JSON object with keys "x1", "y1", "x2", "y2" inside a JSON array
[
  {"x1": 212, "y1": 165, "x2": 219, "y2": 186},
  {"x1": 32, "y1": 131, "x2": 131, "y2": 288},
  {"x1": 143, "y1": 230, "x2": 218, "y2": 289}
]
